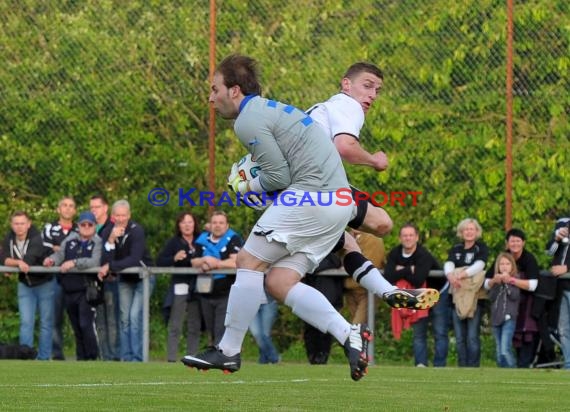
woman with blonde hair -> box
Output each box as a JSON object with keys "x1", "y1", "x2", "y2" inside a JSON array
[
  {"x1": 487, "y1": 252, "x2": 520, "y2": 367},
  {"x1": 444, "y1": 218, "x2": 489, "y2": 367}
]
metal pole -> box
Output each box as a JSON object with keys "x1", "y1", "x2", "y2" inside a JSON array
[
  {"x1": 207, "y1": 0, "x2": 217, "y2": 215},
  {"x1": 367, "y1": 290, "x2": 376, "y2": 365},
  {"x1": 141, "y1": 264, "x2": 151, "y2": 362},
  {"x1": 505, "y1": 0, "x2": 514, "y2": 230}
]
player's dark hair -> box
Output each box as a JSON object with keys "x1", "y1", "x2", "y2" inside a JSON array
[
  {"x1": 342, "y1": 62, "x2": 384, "y2": 82},
  {"x1": 216, "y1": 54, "x2": 262, "y2": 96}
]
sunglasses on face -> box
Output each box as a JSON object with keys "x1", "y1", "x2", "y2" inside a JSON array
[{"x1": 80, "y1": 222, "x2": 95, "y2": 228}]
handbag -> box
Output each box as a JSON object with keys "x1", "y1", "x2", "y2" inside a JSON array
[{"x1": 85, "y1": 279, "x2": 104, "y2": 306}]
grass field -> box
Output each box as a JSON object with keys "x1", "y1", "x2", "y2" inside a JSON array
[{"x1": 0, "y1": 360, "x2": 568, "y2": 411}]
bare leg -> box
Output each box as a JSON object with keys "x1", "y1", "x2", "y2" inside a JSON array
[{"x1": 359, "y1": 206, "x2": 393, "y2": 237}]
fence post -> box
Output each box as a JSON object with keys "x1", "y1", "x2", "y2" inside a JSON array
[
  {"x1": 367, "y1": 290, "x2": 376, "y2": 365},
  {"x1": 140, "y1": 265, "x2": 151, "y2": 362}
]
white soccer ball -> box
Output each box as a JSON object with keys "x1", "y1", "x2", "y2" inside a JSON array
[{"x1": 237, "y1": 153, "x2": 262, "y2": 181}]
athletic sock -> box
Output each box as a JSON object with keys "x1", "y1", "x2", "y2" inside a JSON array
[
  {"x1": 218, "y1": 269, "x2": 265, "y2": 356},
  {"x1": 284, "y1": 282, "x2": 351, "y2": 344},
  {"x1": 343, "y1": 251, "x2": 397, "y2": 296}
]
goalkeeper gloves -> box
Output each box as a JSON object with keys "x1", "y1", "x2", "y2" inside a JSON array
[{"x1": 227, "y1": 163, "x2": 250, "y2": 194}]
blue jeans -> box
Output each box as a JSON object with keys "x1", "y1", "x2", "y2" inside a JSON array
[
  {"x1": 52, "y1": 279, "x2": 66, "y2": 360},
  {"x1": 452, "y1": 300, "x2": 483, "y2": 367},
  {"x1": 96, "y1": 279, "x2": 120, "y2": 360},
  {"x1": 412, "y1": 288, "x2": 451, "y2": 366},
  {"x1": 558, "y1": 290, "x2": 570, "y2": 369},
  {"x1": 18, "y1": 278, "x2": 55, "y2": 360},
  {"x1": 492, "y1": 318, "x2": 516, "y2": 368},
  {"x1": 118, "y1": 277, "x2": 155, "y2": 362},
  {"x1": 249, "y1": 296, "x2": 280, "y2": 364}
]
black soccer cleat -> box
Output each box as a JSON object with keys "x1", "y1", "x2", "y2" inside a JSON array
[
  {"x1": 181, "y1": 347, "x2": 241, "y2": 374},
  {"x1": 382, "y1": 288, "x2": 440, "y2": 310},
  {"x1": 343, "y1": 323, "x2": 372, "y2": 381}
]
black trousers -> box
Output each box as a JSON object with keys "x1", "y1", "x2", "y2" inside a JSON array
[
  {"x1": 302, "y1": 275, "x2": 344, "y2": 364},
  {"x1": 65, "y1": 291, "x2": 99, "y2": 360}
]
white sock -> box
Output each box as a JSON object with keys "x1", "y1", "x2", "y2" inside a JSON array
[
  {"x1": 359, "y1": 266, "x2": 397, "y2": 296},
  {"x1": 284, "y1": 282, "x2": 351, "y2": 344},
  {"x1": 218, "y1": 269, "x2": 265, "y2": 356},
  {"x1": 343, "y1": 251, "x2": 396, "y2": 296}
]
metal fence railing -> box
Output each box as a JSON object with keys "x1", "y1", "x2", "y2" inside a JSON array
[{"x1": 2, "y1": 265, "x2": 568, "y2": 364}]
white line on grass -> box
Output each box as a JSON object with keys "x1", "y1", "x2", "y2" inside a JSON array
[
  {"x1": 384, "y1": 377, "x2": 569, "y2": 386},
  {"x1": 0, "y1": 378, "x2": 338, "y2": 388}
]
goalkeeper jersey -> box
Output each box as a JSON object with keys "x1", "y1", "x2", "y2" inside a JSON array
[{"x1": 234, "y1": 95, "x2": 349, "y2": 193}]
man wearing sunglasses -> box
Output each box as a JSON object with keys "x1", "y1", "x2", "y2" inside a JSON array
[{"x1": 43, "y1": 211, "x2": 102, "y2": 360}]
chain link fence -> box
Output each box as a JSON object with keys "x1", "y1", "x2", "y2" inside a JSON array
[{"x1": 1, "y1": 0, "x2": 567, "y2": 261}]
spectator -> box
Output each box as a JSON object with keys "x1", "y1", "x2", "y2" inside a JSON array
[
  {"x1": 157, "y1": 211, "x2": 205, "y2": 362},
  {"x1": 194, "y1": 211, "x2": 242, "y2": 346},
  {"x1": 344, "y1": 231, "x2": 385, "y2": 325},
  {"x1": 99, "y1": 199, "x2": 154, "y2": 362},
  {"x1": 486, "y1": 252, "x2": 520, "y2": 368},
  {"x1": 444, "y1": 218, "x2": 489, "y2": 367},
  {"x1": 90, "y1": 194, "x2": 120, "y2": 361},
  {"x1": 545, "y1": 216, "x2": 570, "y2": 369},
  {"x1": 41, "y1": 196, "x2": 77, "y2": 361},
  {"x1": 384, "y1": 223, "x2": 447, "y2": 367},
  {"x1": 302, "y1": 252, "x2": 344, "y2": 365},
  {"x1": 249, "y1": 293, "x2": 280, "y2": 364},
  {"x1": 43, "y1": 211, "x2": 102, "y2": 360},
  {"x1": 1, "y1": 211, "x2": 52, "y2": 360},
  {"x1": 485, "y1": 228, "x2": 540, "y2": 368}
]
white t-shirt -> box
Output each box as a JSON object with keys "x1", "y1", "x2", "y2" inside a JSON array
[{"x1": 307, "y1": 93, "x2": 365, "y2": 141}]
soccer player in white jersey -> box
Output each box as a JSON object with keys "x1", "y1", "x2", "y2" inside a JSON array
[
  {"x1": 308, "y1": 62, "x2": 391, "y2": 237},
  {"x1": 308, "y1": 63, "x2": 439, "y2": 310},
  {"x1": 182, "y1": 54, "x2": 371, "y2": 381}
]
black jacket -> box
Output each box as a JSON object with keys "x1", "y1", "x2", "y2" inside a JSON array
[
  {"x1": 1, "y1": 226, "x2": 51, "y2": 287},
  {"x1": 100, "y1": 220, "x2": 153, "y2": 282},
  {"x1": 546, "y1": 217, "x2": 570, "y2": 291},
  {"x1": 384, "y1": 244, "x2": 442, "y2": 289},
  {"x1": 156, "y1": 236, "x2": 198, "y2": 289}
]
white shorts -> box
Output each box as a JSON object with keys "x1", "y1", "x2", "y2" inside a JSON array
[{"x1": 243, "y1": 189, "x2": 355, "y2": 274}]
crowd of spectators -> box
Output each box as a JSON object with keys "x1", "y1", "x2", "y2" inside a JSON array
[{"x1": 1, "y1": 201, "x2": 569, "y2": 369}]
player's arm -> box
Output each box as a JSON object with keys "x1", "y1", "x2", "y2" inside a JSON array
[
  {"x1": 234, "y1": 111, "x2": 291, "y2": 192},
  {"x1": 334, "y1": 134, "x2": 388, "y2": 171}
]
